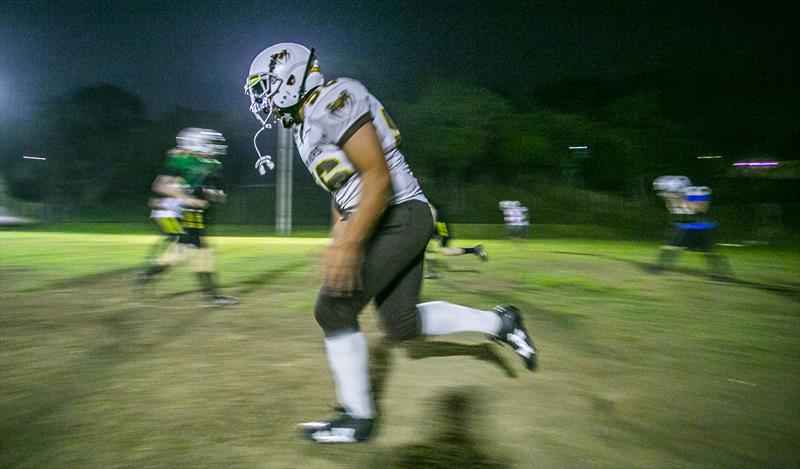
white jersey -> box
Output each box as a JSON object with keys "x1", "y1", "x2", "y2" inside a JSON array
[
  {"x1": 293, "y1": 77, "x2": 426, "y2": 212},
  {"x1": 503, "y1": 206, "x2": 529, "y2": 226},
  {"x1": 658, "y1": 192, "x2": 692, "y2": 215},
  {"x1": 150, "y1": 197, "x2": 183, "y2": 219}
]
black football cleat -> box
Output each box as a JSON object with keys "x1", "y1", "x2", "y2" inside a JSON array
[
  {"x1": 474, "y1": 244, "x2": 488, "y2": 262},
  {"x1": 299, "y1": 411, "x2": 374, "y2": 443},
  {"x1": 492, "y1": 305, "x2": 537, "y2": 371}
]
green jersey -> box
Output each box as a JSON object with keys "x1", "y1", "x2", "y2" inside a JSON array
[{"x1": 165, "y1": 150, "x2": 223, "y2": 196}]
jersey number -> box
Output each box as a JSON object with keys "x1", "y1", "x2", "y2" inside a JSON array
[{"x1": 315, "y1": 158, "x2": 353, "y2": 192}]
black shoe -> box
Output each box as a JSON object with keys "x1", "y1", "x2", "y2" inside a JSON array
[
  {"x1": 492, "y1": 305, "x2": 537, "y2": 371},
  {"x1": 207, "y1": 294, "x2": 239, "y2": 307},
  {"x1": 474, "y1": 244, "x2": 488, "y2": 262},
  {"x1": 299, "y1": 411, "x2": 374, "y2": 443}
]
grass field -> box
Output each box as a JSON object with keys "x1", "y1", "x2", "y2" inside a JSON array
[{"x1": 1, "y1": 231, "x2": 798, "y2": 468}]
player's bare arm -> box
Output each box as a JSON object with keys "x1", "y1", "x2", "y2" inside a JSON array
[
  {"x1": 203, "y1": 187, "x2": 226, "y2": 203},
  {"x1": 323, "y1": 122, "x2": 391, "y2": 296},
  {"x1": 152, "y1": 175, "x2": 208, "y2": 208}
]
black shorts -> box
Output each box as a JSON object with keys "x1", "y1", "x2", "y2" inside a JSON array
[
  {"x1": 179, "y1": 209, "x2": 207, "y2": 248},
  {"x1": 666, "y1": 226, "x2": 714, "y2": 252},
  {"x1": 178, "y1": 228, "x2": 205, "y2": 248},
  {"x1": 314, "y1": 200, "x2": 434, "y2": 339}
]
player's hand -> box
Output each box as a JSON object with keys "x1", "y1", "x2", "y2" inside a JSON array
[
  {"x1": 322, "y1": 242, "x2": 362, "y2": 297},
  {"x1": 186, "y1": 197, "x2": 209, "y2": 208},
  {"x1": 203, "y1": 188, "x2": 226, "y2": 203}
]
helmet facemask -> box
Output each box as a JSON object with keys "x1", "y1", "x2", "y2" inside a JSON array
[{"x1": 246, "y1": 73, "x2": 282, "y2": 127}]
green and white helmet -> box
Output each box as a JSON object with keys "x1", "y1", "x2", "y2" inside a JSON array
[{"x1": 176, "y1": 128, "x2": 227, "y2": 156}]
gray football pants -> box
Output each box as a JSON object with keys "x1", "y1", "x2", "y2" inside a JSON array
[{"x1": 314, "y1": 200, "x2": 433, "y2": 340}]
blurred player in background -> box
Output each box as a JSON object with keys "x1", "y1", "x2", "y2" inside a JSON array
[
  {"x1": 650, "y1": 176, "x2": 732, "y2": 280},
  {"x1": 136, "y1": 128, "x2": 237, "y2": 306},
  {"x1": 499, "y1": 200, "x2": 529, "y2": 239},
  {"x1": 425, "y1": 200, "x2": 487, "y2": 279},
  {"x1": 245, "y1": 43, "x2": 537, "y2": 443}
]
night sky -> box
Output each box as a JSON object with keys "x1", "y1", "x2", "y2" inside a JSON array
[{"x1": 1, "y1": 0, "x2": 798, "y2": 125}]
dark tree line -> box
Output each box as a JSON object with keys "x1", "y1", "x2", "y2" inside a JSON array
[
  {"x1": 1, "y1": 85, "x2": 254, "y2": 210},
  {"x1": 1, "y1": 67, "x2": 796, "y2": 212}
]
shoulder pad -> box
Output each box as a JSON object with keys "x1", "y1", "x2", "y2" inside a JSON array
[{"x1": 304, "y1": 78, "x2": 372, "y2": 146}]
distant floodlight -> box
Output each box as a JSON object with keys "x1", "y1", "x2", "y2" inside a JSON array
[
  {"x1": 22, "y1": 155, "x2": 47, "y2": 161},
  {"x1": 698, "y1": 155, "x2": 722, "y2": 159},
  {"x1": 568, "y1": 146, "x2": 588, "y2": 150},
  {"x1": 733, "y1": 162, "x2": 779, "y2": 167}
]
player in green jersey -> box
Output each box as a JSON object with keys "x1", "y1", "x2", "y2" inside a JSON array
[{"x1": 137, "y1": 128, "x2": 236, "y2": 306}]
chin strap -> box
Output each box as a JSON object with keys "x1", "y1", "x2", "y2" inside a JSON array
[{"x1": 253, "y1": 109, "x2": 275, "y2": 175}]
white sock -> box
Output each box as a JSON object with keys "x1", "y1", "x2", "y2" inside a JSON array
[
  {"x1": 324, "y1": 331, "x2": 374, "y2": 419},
  {"x1": 417, "y1": 301, "x2": 502, "y2": 336}
]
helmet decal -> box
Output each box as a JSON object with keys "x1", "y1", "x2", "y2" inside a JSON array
[{"x1": 270, "y1": 49, "x2": 291, "y2": 68}]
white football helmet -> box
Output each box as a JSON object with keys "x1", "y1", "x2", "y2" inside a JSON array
[
  {"x1": 244, "y1": 42, "x2": 324, "y2": 129},
  {"x1": 244, "y1": 43, "x2": 324, "y2": 174},
  {"x1": 498, "y1": 200, "x2": 521, "y2": 209},
  {"x1": 176, "y1": 128, "x2": 227, "y2": 156},
  {"x1": 653, "y1": 175, "x2": 691, "y2": 193}
]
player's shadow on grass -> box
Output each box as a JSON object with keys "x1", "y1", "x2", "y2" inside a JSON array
[
  {"x1": 21, "y1": 266, "x2": 142, "y2": 293},
  {"x1": 148, "y1": 260, "x2": 310, "y2": 299},
  {"x1": 365, "y1": 339, "x2": 515, "y2": 436},
  {"x1": 550, "y1": 250, "x2": 800, "y2": 301},
  {"x1": 404, "y1": 340, "x2": 517, "y2": 378},
  {"x1": 230, "y1": 260, "x2": 311, "y2": 294},
  {"x1": 367, "y1": 389, "x2": 510, "y2": 469},
  {"x1": 367, "y1": 338, "x2": 516, "y2": 420}
]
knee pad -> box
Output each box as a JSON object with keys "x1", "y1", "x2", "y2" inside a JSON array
[
  {"x1": 379, "y1": 306, "x2": 420, "y2": 341},
  {"x1": 314, "y1": 294, "x2": 361, "y2": 336}
]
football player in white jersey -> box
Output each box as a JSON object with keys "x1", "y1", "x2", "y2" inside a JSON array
[
  {"x1": 245, "y1": 43, "x2": 538, "y2": 443},
  {"x1": 649, "y1": 177, "x2": 731, "y2": 279},
  {"x1": 499, "y1": 200, "x2": 530, "y2": 239}
]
